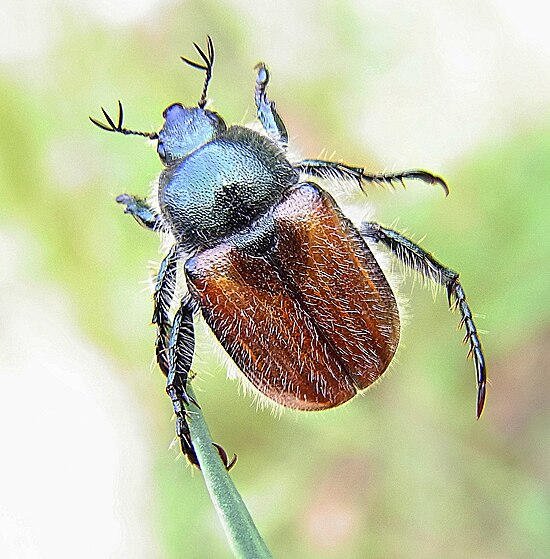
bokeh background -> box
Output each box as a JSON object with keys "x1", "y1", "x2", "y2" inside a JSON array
[{"x1": 1, "y1": 1, "x2": 549, "y2": 557}]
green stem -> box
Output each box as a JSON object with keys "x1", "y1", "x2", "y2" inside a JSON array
[{"x1": 185, "y1": 384, "x2": 273, "y2": 559}]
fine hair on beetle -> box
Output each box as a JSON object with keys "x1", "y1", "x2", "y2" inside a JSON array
[{"x1": 91, "y1": 36, "x2": 486, "y2": 468}]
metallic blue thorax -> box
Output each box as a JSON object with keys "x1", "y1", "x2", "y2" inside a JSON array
[{"x1": 157, "y1": 104, "x2": 298, "y2": 249}]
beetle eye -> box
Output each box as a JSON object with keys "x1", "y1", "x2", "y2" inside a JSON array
[
  {"x1": 206, "y1": 111, "x2": 220, "y2": 125},
  {"x1": 157, "y1": 141, "x2": 166, "y2": 161}
]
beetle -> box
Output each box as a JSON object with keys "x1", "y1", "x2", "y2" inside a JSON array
[{"x1": 91, "y1": 37, "x2": 486, "y2": 468}]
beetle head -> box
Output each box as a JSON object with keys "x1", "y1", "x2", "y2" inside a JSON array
[
  {"x1": 90, "y1": 36, "x2": 223, "y2": 163},
  {"x1": 156, "y1": 103, "x2": 226, "y2": 165},
  {"x1": 157, "y1": 36, "x2": 225, "y2": 164}
]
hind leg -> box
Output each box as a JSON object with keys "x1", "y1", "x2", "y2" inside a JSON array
[{"x1": 361, "y1": 221, "x2": 486, "y2": 417}]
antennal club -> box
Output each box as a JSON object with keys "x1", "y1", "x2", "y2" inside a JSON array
[
  {"x1": 180, "y1": 35, "x2": 215, "y2": 109},
  {"x1": 89, "y1": 100, "x2": 158, "y2": 139}
]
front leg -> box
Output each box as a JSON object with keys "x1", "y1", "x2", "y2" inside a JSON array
[
  {"x1": 361, "y1": 222, "x2": 486, "y2": 418},
  {"x1": 296, "y1": 159, "x2": 449, "y2": 196},
  {"x1": 254, "y1": 63, "x2": 288, "y2": 148},
  {"x1": 116, "y1": 194, "x2": 165, "y2": 232}
]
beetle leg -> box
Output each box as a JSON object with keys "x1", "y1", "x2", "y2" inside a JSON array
[
  {"x1": 153, "y1": 250, "x2": 233, "y2": 469},
  {"x1": 116, "y1": 193, "x2": 165, "y2": 232},
  {"x1": 166, "y1": 297, "x2": 199, "y2": 467},
  {"x1": 153, "y1": 246, "x2": 179, "y2": 375},
  {"x1": 151, "y1": 248, "x2": 198, "y2": 464},
  {"x1": 254, "y1": 62, "x2": 289, "y2": 148},
  {"x1": 361, "y1": 222, "x2": 486, "y2": 418},
  {"x1": 295, "y1": 160, "x2": 449, "y2": 196}
]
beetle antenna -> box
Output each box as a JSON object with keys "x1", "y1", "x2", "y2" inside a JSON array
[
  {"x1": 89, "y1": 100, "x2": 158, "y2": 139},
  {"x1": 180, "y1": 35, "x2": 215, "y2": 109}
]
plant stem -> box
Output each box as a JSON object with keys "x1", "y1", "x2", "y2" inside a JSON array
[{"x1": 186, "y1": 384, "x2": 273, "y2": 559}]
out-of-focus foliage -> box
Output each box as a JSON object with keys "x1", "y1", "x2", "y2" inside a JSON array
[{"x1": 1, "y1": 1, "x2": 549, "y2": 558}]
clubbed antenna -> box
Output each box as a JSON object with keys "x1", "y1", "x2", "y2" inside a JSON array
[
  {"x1": 181, "y1": 35, "x2": 215, "y2": 109},
  {"x1": 89, "y1": 100, "x2": 158, "y2": 139}
]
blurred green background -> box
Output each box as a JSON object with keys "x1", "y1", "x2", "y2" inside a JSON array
[{"x1": 1, "y1": 1, "x2": 549, "y2": 557}]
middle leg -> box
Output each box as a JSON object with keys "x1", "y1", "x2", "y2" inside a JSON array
[
  {"x1": 166, "y1": 296, "x2": 198, "y2": 466},
  {"x1": 151, "y1": 247, "x2": 199, "y2": 466},
  {"x1": 153, "y1": 247, "x2": 235, "y2": 469},
  {"x1": 295, "y1": 159, "x2": 449, "y2": 195}
]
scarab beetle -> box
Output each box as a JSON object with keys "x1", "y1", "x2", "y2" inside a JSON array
[{"x1": 91, "y1": 37, "x2": 486, "y2": 468}]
